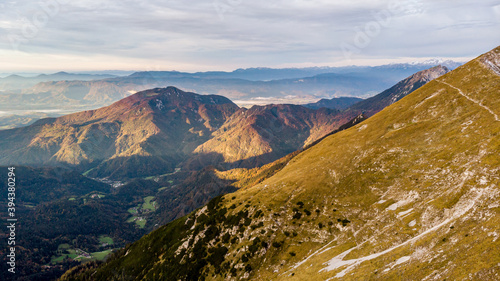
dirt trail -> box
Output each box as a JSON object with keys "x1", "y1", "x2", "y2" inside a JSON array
[
  {"x1": 438, "y1": 80, "x2": 499, "y2": 122},
  {"x1": 318, "y1": 187, "x2": 485, "y2": 279}
]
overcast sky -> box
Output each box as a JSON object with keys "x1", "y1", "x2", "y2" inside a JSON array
[{"x1": 0, "y1": 0, "x2": 499, "y2": 73}]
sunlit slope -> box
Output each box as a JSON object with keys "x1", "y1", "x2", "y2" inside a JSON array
[
  {"x1": 62, "y1": 46, "x2": 500, "y2": 281},
  {"x1": 0, "y1": 87, "x2": 238, "y2": 178}
]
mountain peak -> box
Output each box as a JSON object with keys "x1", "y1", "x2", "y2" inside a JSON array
[
  {"x1": 479, "y1": 46, "x2": 500, "y2": 76},
  {"x1": 407, "y1": 65, "x2": 449, "y2": 82},
  {"x1": 406, "y1": 59, "x2": 462, "y2": 69},
  {"x1": 0, "y1": 86, "x2": 239, "y2": 178},
  {"x1": 345, "y1": 65, "x2": 450, "y2": 117},
  {"x1": 112, "y1": 86, "x2": 233, "y2": 105},
  {"x1": 192, "y1": 103, "x2": 343, "y2": 168},
  {"x1": 304, "y1": 97, "x2": 364, "y2": 111},
  {"x1": 5, "y1": 74, "x2": 24, "y2": 79}
]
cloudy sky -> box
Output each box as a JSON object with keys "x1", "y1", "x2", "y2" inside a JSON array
[{"x1": 0, "y1": 0, "x2": 499, "y2": 73}]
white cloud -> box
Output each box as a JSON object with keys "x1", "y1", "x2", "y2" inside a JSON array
[
  {"x1": 0, "y1": 0, "x2": 499, "y2": 72},
  {"x1": 494, "y1": 4, "x2": 500, "y2": 18}
]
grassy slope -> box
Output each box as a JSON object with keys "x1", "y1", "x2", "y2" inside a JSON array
[
  {"x1": 61, "y1": 47, "x2": 500, "y2": 281},
  {"x1": 238, "y1": 50, "x2": 500, "y2": 280}
]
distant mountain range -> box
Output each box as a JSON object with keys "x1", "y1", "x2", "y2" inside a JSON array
[
  {"x1": 0, "y1": 62, "x2": 462, "y2": 114},
  {"x1": 0, "y1": 72, "x2": 116, "y2": 91},
  {"x1": 304, "y1": 97, "x2": 363, "y2": 110},
  {"x1": 198, "y1": 65, "x2": 449, "y2": 168},
  {"x1": 60, "y1": 46, "x2": 500, "y2": 281},
  {"x1": 0, "y1": 112, "x2": 61, "y2": 130}
]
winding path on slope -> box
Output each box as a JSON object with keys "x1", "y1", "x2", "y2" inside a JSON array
[
  {"x1": 319, "y1": 187, "x2": 486, "y2": 279},
  {"x1": 282, "y1": 170, "x2": 487, "y2": 279},
  {"x1": 281, "y1": 79, "x2": 498, "y2": 279},
  {"x1": 437, "y1": 80, "x2": 499, "y2": 122}
]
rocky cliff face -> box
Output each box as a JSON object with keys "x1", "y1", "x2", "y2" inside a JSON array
[{"x1": 480, "y1": 46, "x2": 500, "y2": 75}]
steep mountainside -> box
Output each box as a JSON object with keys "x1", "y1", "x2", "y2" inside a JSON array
[
  {"x1": 192, "y1": 105, "x2": 345, "y2": 168},
  {"x1": 155, "y1": 167, "x2": 237, "y2": 226},
  {"x1": 63, "y1": 46, "x2": 500, "y2": 281},
  {"x1": 214, "y1": 113, "x2": 367, "y2": 190},
  {"x1": 0, "y1": 87, "x2": 238, "y2": 179},
  {"x1": 344, "y1": 65, "x2": 450, "y2": 118}
]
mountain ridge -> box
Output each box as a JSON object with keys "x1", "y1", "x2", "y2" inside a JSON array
[
  {"x1": 0, "y1": 72, "x2": 116, "y2": 91},
  {"x1": 344, "y1": 65, "x2": 450, "y2": 117},
  {"x1": 303, "y1": 97, "x2": 363, "y2": 110},
  {"x1": 0, "y1": 87, "x2": 239, "y2": 179},
  {"x1": 192, "y1": 104, "x2": 344, "y2": 168}
]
